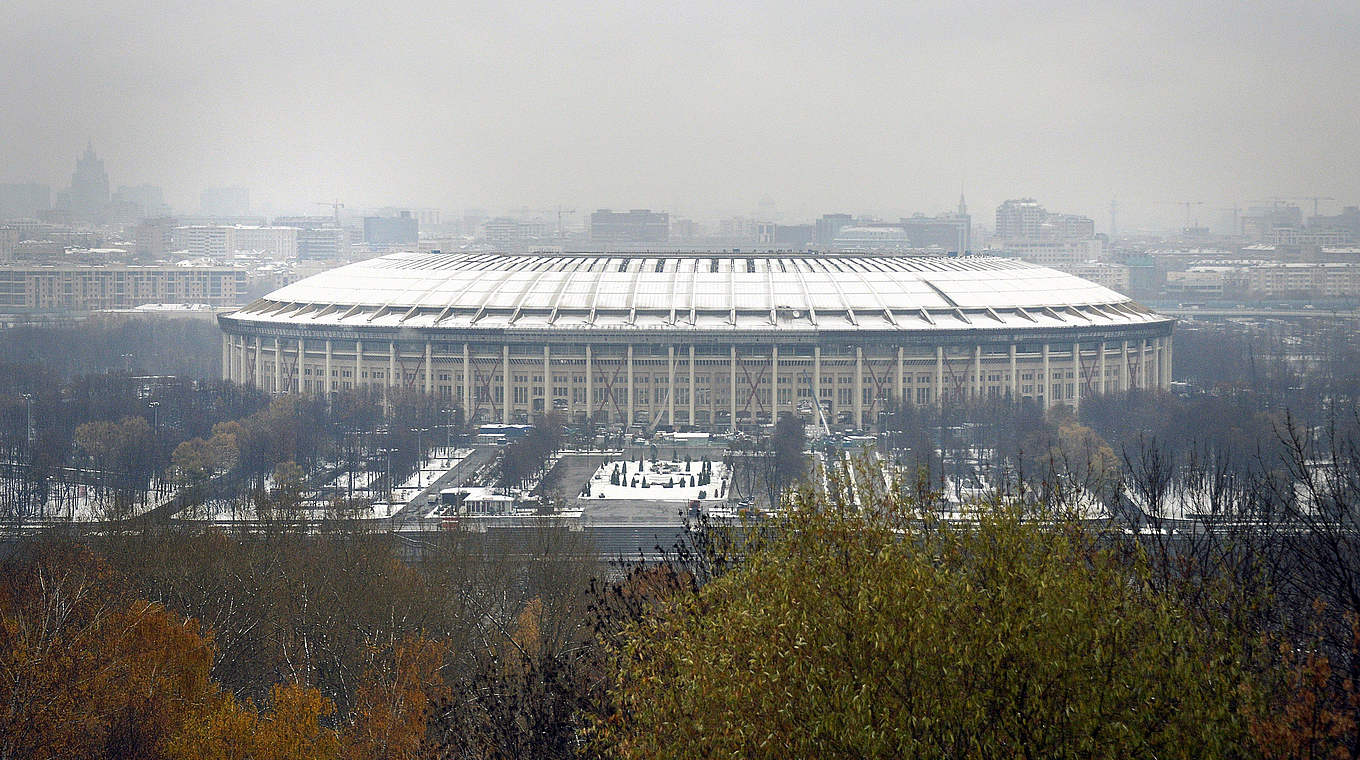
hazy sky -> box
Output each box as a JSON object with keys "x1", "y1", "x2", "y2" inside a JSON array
[{"x1": 3, "y1": 0, "x2": 1358, "y2": 228}]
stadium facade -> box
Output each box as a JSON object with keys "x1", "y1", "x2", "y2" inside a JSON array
[{"x1": 218, "y1": 251, "x2": 1174, "y2": 430}]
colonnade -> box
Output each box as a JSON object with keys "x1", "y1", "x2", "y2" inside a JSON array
[{"x1": 223, "y1": 333, "x2": 1174, "y2": 431}]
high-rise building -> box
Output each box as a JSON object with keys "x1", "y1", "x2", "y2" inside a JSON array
[
  {"x1": 1309, "y1": 206, "x2": 1360, "y2": 241},
  {"x1": 483, "y1": 217, "x2": 551, "y2": 247},
  {"x1": 898, "y1": 213, "x2": 971, "y2": 253},
  {"x1": 68, "y1": 143, "x2": 110, "y2": 221},
  {"x1": 1045, "y1": 213, "x2": 1095, "y2": 240},
  {"x1": 200, "y1": 187, "x2": 250, "y2": 217},
  {"x1": 589, "y1": 209, "x2": 669, "y2": 244},
  {"x1": 231, "y1": 226, "x2": 299, "y2": 258},
  {"x1": 0, "y1": 227, "x2": 17, "y2": 262},
  {"x1": 0, "y1": 183, "x2": 51, "y2": 219},
  {"x1": 363, "y1": 211, "x2": 419, "y2": 246},
  {"x1": 175, "y1": 226, "x2": 234, "y2": 258},
  {"x1": 995, "y1": 199, "x2": 1047, "y2": 240},
  {"x1": 275, "y1": 217, "x2": 347, "y2": 260},
  {"x1": 814, "y1": 214, "x2": 854, "y2": 246},
  {"x1": 112, "y1": 184, "x2": 167, "y2": 218},
  {"x1": 172, "y1": 225, "x2": 299, "y2": 259},
  {"x1": 133, "y1": 217, "x2": 177, "y2": 259}
]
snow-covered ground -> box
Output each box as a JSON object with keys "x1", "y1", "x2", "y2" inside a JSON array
[
  {"x1": 3, "y1": 477, "x2": 176, "y2": 522},
  {"x1": 583, "y1": 459, "x2": 730, "y2": 502},
  {"x1": 178, "y1": 447, "x2": 478, "y2": 523},
  {"x1": 181, "y1": 497, "x2": 401, "y2": 523}
]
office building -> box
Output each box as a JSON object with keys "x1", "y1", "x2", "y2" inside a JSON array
[
  {"x1": 589, "y1": 209, "x2": 669, "y2": 244},
  {"x1": 363, "y1": 211, "x2": 419, "y2": 246}
]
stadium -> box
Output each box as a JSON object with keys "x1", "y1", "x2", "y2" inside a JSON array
[{"x1": 218, "y1": 251, "x2": 1174, "y2": 430}]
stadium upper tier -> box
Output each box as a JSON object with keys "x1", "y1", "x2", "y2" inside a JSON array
[{"x1": 227, "y1": 251, "x2": 1164, "y2": 334}]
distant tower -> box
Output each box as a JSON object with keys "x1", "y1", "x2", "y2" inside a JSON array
[
  {"x1": 69, "y1": 142, "x2": 110, "y2": 221},
  {"x1": 957, "y1": 189, "x2": 967, "y2": 216}
]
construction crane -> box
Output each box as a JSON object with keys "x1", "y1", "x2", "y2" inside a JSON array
[
  {"x1": 313, "y1": 200, "x2": 344, "y2": 227},
  {"x1": 1290, "y1": 196, "x2": 1336, "y2": 217},
  {"x1": 1157, "y1": 200, "x2": 1205, "y2": 228},
  {"x1": 511, "y1": 206, "x2": 577, "y2": 243}
]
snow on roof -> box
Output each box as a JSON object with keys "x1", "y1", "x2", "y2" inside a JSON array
[{"x1": 224, "y1": 251, "x2": 1169, "y2": 335}]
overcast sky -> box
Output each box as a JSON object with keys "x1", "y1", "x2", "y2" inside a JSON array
[{"x1": 3, "y1": 0, "x2": 1358, "y2": 228}]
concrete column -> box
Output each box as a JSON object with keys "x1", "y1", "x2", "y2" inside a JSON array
[
  {"x1": 1151, "y1": 338, "x2": 1160, "y2": 392},
  {"x1": 222, "y1": 334, "x2": 230, "y2": 381},
  {"x1": 565, "y1": 347, "x2": 574, "y2": 421},
  {"x1": 296, "y1": 339, "x2": 305, "y2": 393},
  {"x1": 973, "y1": 344, "x2": 983, "y2": 399},
  {"x1": 1144, "y1": 339, "x2": 1152, "y2": 388},
  {"x1": 388, "y1": 342, "x2": 396, "y2": 389},
  {"x1": 668, "y1": 345, "x2": 675, "y2": 427},
  {"x1": 934, "y1": 346, "x2": 944, "y2": 407},
  {"x1": 585, "y1": 345, "x2": 593, "y2": 423},
  {"x1": 688, "y1": 345, "x2": 696, "y2": 426},
  {"x1": 1072, "y1": 341, "x2": 1081, "y2": 412},
  {"x1": 626, "y1": 344, "x2": 634, "y2": 427},
  {"x1": 854, "y1": 346, "x2": 864, "y2": 430},
  {"x1": 813, "y1": 345, "x2": 822, "y2": 419},
  {"x1": 274, "y1": 337, "x2": 282, "y2": 394},
  {"x1": 1121, "y1": 340, "x2": 1130, "y2": 391},
  {"x1": 1009, "y1": 343, "x2": 1018, "y2": 399},
  {"x1": 771, "y1": 344, "x2": 779, "y2": 420},
  {"x1": 425, "y1": 341, "x2": 433, "y2": 395},
  {"x1": 355, "y1": 340, "x2": 363, "y2": 389},
  {"x1": 1099, "y1": 340, "x2": 1107, "y2": 394},
  {"x1": 543, "y1": 344, "x2": 551, "y2": 421},
  {"x1": 1165, "y1": 336, "x2": 1174, "y2": 388},
  {"x1": 325, "y1": 339, "x2": 333, "y2": 396},
  {"x1": 501, "y1": 344, "x2": 510, "y2": 425},
  {"x1": 896, "y1": 346, "x2": 904, "y2": 408},
  {"x1": 729, "y1": 344, "x2": 737, "y2": 433},
  {"x1": 462, "y1": 343, "x2": 471, "y2": 419},
  {"x1": 254, "y1": 337, "x2": 262, "y2": 388},
  {"x1": 1041, "y1": 343, "x2": 1051, "y2": 410}
]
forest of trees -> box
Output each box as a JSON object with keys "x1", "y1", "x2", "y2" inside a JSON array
[{"x1": 0, "y1": 319, "x2": 460, "y2": 521}]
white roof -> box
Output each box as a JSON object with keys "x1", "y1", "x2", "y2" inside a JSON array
[{"x1": 224, "y1": 251, "x2": 1168, "y2": 334}]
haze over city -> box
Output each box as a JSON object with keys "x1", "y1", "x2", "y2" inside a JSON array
[
  {"x1": 4, "y1": 0, "x2": 1359, "y2": 226},
  {"x1": 7, "y1": 1, "x2": 1360, "y2": 757}
]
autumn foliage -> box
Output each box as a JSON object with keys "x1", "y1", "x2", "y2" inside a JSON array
[{"x1": 0, "y1": 544, "x2": 455, "y2": 760}]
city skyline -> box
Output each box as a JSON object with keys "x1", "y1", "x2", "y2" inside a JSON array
[{"x1": 3, "y1": 0, "x2": 1358, "y2": 229}]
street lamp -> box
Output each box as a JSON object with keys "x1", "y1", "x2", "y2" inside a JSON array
[
  {"x1": 20, "y1": 393, "x2": 33, "y2": 450},
  {"x1": 20, "y1": 393, "x2": 33, "y2": 517},
  {"x1": 413, "y1": 427, "x2": 430, "y2": 487}
]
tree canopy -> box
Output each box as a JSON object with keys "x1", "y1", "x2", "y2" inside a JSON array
[{"x1": 595, "y1": 480, "x2": 1266, "y2": 759}]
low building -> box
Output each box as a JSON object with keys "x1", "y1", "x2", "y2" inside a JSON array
[{"x1": 0, "y1": 264, "x2": 249, "y2": 310}]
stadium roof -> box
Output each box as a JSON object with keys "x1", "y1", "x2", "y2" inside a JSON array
[{"x1": 226, "y1": 251, "x2": 1168, "y2": 333}]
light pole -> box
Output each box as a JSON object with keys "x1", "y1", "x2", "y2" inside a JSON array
[
  {"x1": 21, "y1": 393, "x2": 33, "y2": 517},
  {"x1": 21, "y1": 393, "x2": 33, "y2": 450},
  {"x1": 413, "y1": 427, "x2": 430, "y2": 487}
]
